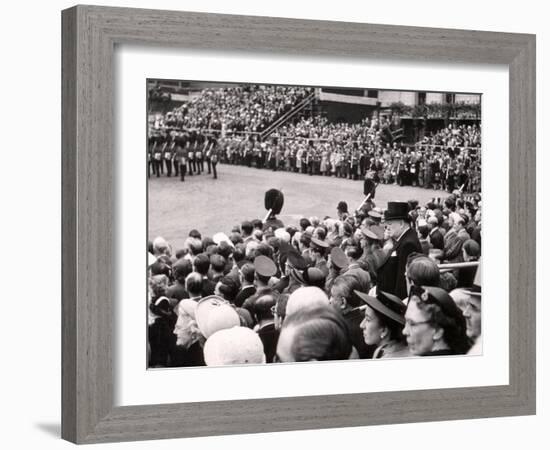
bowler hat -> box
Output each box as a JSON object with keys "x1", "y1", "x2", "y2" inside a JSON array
[{"x1": 384, "y1": 202, "x2": 410, "y2": 221}]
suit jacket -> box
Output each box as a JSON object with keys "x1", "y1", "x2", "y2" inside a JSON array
[
  {"x1": 201, "y1": 278, "x2": 216, "y2": 297},
  {"x1": 257, "y1": 322, "x2": 279, "y2": 363},
  {"x1": 234, "y1": 285, "x2": 256, "y2": 308},
  {"x1": 376, "y1": 228, "x2": 422, "y2": 299},
  {"x1": 429, "y1": 228, "x2": 444, "y2": 250}
]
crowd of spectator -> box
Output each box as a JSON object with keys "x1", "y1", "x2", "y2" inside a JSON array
[
  {"x1": 216, "y1": 120, "x2": 481, "y2": 193},
  {"x1": 149, "y1": 85, "x2": 482, "y2": 193},
  {"x1": 154, "y1": 85, "x2": 313, "y2": 134},
  {"x1": 148, "y1": 192, "x2": 482, "y2": 368}
]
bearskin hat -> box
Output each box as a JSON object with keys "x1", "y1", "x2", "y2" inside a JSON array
[{"x1": 264, "y1": 189, "x2": 284, "y2": 215}]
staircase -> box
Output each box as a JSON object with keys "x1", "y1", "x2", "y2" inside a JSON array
[{"x1": 259, "y1": 91, "x2": 316, "y2": 140}]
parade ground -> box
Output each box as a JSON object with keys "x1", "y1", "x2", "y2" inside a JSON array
[{"x1": 148, "y1": 163, "x2": 449, "y2": 251}]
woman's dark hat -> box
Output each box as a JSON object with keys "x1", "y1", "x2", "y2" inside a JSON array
[
  {"x1": 384, "y1": 202, "x2": 410, "y2": 221},
  {"x1": 354, "y1": 290, "x2": 406, "y2": 325},
  {"x1": 410, "y1": 285, "x2": 464, "y2": 319}
]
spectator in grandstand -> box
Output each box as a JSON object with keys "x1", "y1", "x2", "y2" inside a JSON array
[
  {"x1": 356, "y1": 290, "x2": 409, "y2": 359},
  {"x1": 149, "y1": 274, "x2": 170, "y2": 303},
  {"x1": 377, "y1": 202, "x2": 422, "y2": 299},
  {"x1": 204, "y1": 327, "x2": 266, "y2": 366},
  {"x1": 242, "y1": 255, "x2": 278, "y2": 315},
  {"x1": 193, "y1": 253, "x2": 216, "y2": 297},
  {"x1": 417, "y1": 219, "x2": 432, "y2": 255},
  {"x1": 462, "y1": 263, "x2": 482, "y2": 350},
  {"x1": 214, "y1": 275, "x2": 240, "y2": 305},
  {"x1": 275, "y1": 304, "x2": 352, "y2": 362},
  {"x1": 358, "y1": 227, "x2": 387, "y2": 284},
  {"x1": 172, "y1": 299, "x2": 205, "y2": 367},
  {"x1": 427, "y1": 215, "x2": 445, "y2": 251},
  {"x1": 253, "y1": 293, "x2": 279, "y2": 363},
  {"x1": 209, "y1": 254, "x2": 227, "y2": 283},
  {"x1": 148, "y1": 296, "x2": 178, "y2": 367},
  {"x1": 182, "y1": 237, "x2": 203, "y2": 264},
  {"x1": 404, "y1": 253, "x2": 441, "y2": 298},
  {"x1": 234, "y1": 262, "x2": 256, "y2": 307},
  {"x1": 166, "y1": 258, "x2": 193, "y2": 303},
  {"x1": 310, "y1": 237, "x2": 330, "y2": 277},
  {"x1": 185, "y1": 272, "x2": 204, "y2": 303},
  {"x1": 329, "y1": 273, "x2": 374, "y2": 358},
  {"x1": 152, "y1": 236, "x2": 171, "y2": 257},
  {"x1": 455, "y1": 239, "x2": 481, "y2": 288},
  {"x1": 404, "y1": 285, "x2": 470, "y2": 356},
  {"x1": 325, "y1": 247, "x2": 349, "y2": 293}
]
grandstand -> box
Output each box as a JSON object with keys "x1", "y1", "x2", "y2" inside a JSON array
[
  {"x1": 148, "y1": 81, "x2": 480, "y2": 146},
  {"x1": 147, "y1": 81, "x2": 481, "y2": 195}
]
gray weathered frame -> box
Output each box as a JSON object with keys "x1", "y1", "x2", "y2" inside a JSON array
[{"x1": 62, "y1": 5, "x2": 536, "y2": 444}]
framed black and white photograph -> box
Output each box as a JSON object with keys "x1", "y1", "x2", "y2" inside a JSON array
[
  {"x1": 61, "y1": 5, "x2": 536, "y2": 444},
  {"x1": 145, "y1": 79, "x2": 483, "y2": 369}
]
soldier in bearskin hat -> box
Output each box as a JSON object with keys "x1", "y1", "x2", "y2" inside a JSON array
[{"x1": 263, "y1": 188, "x2": 285, "y2": 232}]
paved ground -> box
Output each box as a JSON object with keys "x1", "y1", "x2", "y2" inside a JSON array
[{"x1": 148, "y1": 164, "x2": 449, "y2": 251}]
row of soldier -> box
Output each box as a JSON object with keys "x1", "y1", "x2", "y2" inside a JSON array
[
  {"x1": 148, "y1": 193, "x2": 482, "y2": 367},
  {"x1": 148, "y1": 128, "x2": 480, "y2": 193},
  {"x1": 148, "y1": 134, "x2": 219, "y2": 180}
]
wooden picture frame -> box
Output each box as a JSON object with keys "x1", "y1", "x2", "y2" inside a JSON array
[{"x1": 62, "y1": 5, "x2": 536, "y2": 444}]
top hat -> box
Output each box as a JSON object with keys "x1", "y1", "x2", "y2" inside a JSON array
[{"x1": 384, "y1": 202, "x2": 410, "y2": 221}]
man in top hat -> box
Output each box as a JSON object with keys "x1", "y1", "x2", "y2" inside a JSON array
[{"x1": 377, "y1": 201, "x2": 422, "y2": 299}]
